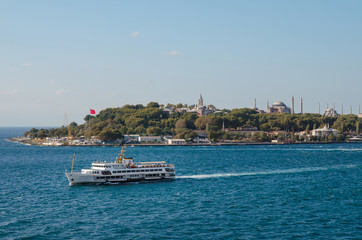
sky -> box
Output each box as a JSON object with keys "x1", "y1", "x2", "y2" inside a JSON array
[{"x1": 1, "y1": 0, "x2": 361, "y2": 127}]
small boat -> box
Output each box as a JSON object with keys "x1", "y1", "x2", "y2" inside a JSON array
[
  {"x1": 349, "y1": 135, "x2": 362, "y2": 142},
  {"x1": 65, "y1": 147, "x2": 175, "y2": 186}
]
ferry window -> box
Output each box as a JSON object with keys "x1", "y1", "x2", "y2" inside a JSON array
[
  {"x1": 141, "y1": 170, "x2": 144, "y2": 172},
  {"x1": 113, "y1": 171, "x2": 116, "y2": 173},
  {"x1": 127, "y1": 170, "x2": 131, "y2": 173},
  {"x1": 132, "y1": 170, "x2": 136, "y2": 172}
]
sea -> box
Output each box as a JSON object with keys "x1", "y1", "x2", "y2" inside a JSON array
[{"x1": 0, "y1": 127, "x2": 361, "y2": 239}]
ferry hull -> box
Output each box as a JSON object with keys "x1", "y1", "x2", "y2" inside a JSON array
[{"x1": 65, "y1": 172, "x2": 175, "y2": 186}]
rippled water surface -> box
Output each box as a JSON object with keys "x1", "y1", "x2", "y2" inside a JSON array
[{"x1": 0, "y1": 128, "x2": 361, "y2": 239}]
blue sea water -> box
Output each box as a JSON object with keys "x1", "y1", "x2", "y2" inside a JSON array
[{"x1": 0, "y1": 127, "x2": 361, "y2": 239}]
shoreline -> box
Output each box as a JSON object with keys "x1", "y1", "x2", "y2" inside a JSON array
[{"x1": 6, "y1": 137, "x2": 354, "y2": 147}]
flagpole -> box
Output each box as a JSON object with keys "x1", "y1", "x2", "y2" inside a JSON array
[{"x1": 89, "y1": 107, "x2": 91, "y2": 130}]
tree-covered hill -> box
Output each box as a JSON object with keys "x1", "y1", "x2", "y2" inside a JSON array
[{"x1": 24, "y1": 102, "x2": 361, "y2": 142}]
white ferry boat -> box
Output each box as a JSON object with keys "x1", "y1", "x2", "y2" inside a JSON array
[{"x1": 65, "y1": 148, "x2": 175, "y2": 186}]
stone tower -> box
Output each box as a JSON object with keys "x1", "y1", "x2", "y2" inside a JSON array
[{"x1": 198, "y1": 94, "x2": 203, "y2": 108}]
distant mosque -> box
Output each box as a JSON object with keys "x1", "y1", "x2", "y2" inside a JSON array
[
  {"x1": 267, "y1": 101, "x2": 292, "y2": 114},
  {"x1": 323, "y1": 108, "x2": 339, "y2": 117},
  {"x1": 252, "y1": 96, "x2": 303, "y2": 114}
]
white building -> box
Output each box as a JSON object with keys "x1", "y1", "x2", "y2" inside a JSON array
[
  {"x1": 166, "y1": 139, "x2": 187, "y2": 145},
  {"x1": 311, "y1": 125, "x2": 338, "y2": 137},
  {"x1": 194, "y1": 137, "x2": 210, "y2": 143},
  {"x1": 124, "y1": 135, "x2": 140, "y2": 142},
  {"x1": 138, "y1": 136, "x2": 162, "y2": 143}
]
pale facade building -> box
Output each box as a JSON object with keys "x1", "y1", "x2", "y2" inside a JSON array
[
  {"x1": 311, "y1": 125, "x2": 338, "y2": 137},
  {"x1": 166, "y1": 139, "x2": 187, "y2": 145},
  {"x1": 138, "y1": 136, "x2": 162, "y2": 142}
]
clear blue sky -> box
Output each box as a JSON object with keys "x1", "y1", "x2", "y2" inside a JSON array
[{"x1": 1, "y1": 0, "x2": 361, "y2": 126}]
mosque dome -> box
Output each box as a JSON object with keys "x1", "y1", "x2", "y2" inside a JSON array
[{"x1": 272, "y1": 101, "x2": 286, "y2": 107}]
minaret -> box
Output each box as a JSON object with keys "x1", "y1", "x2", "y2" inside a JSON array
[
  {"x1": 291, "y1": 96, "x2": 294, "y2": 114},
  {"x1": 341, "y1": 104, "x2": 344, "y2": 115},
  {"x1": 318, "y1": 103, "x2": 320, "y2": 115},
  {"x1": 300, "y1": 98, "x2": 303, "y2": 114},
  {"x1": 198, "y1": 94, "x2": 203, "y2": 107},
  {"x1": 254, "y1": 97, "x2": 257, "y2": 109},
  {"x1": 350, "y1": 105, "x2": 352, "y2": 114},
  {"x1": 267, "y1": 99, "x2": 270, "y2": 113},
  {"x1": 333, "y1": 103, "x2": 335, "y2": 110},
  {"x1": 359, "y1": 105, "x2": 361, "y2": 114}
]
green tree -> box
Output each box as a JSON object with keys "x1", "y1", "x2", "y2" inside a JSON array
[
  {"x1": 147, "y1": 127, "x2": 161, "y2": 136},
  {"x1": 175, "y1": 119, "x2": 187, "y2": 129},
  {"x1": 306, "y1": 124, "x2": 310, "y2": 134},
  {"x1": 146, "y1": 102, "x2": 160, "y2": 108},
  {"x1": 356, "y1": 120, "x2": 360, "y2": 134},
  {"x1": 327, "y1": 133, "x2": 334, "y2": 142},
  {"x1": 98, "y1": 128, "x2": 123, "y2": 142}
]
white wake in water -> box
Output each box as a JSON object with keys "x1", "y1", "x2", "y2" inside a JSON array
[{"x1": 177, "y1": 164, "x2": 358, "y2": 179}]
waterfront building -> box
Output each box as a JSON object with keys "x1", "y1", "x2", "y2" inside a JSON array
[
  {"x1": 166, "y1": 139, "x2": 187, "y2": 145},
  {"x1": 124, "y1": 135, "x2": 140, "y2": 143},
  {"x1": 138, "y1": 136, "x2": 162, "y2": 143},
  {"x1": 311, "y1": 125, "x2": 338, "y2": 137}
]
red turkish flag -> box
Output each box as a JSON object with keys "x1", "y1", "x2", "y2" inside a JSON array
[{"x1": 90, "y1": 109, "x2": 96, "y2": 114}]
